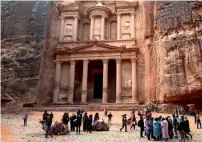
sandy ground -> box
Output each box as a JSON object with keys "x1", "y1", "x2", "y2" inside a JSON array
[{"x1": 1, "y1": 111, "x2": 202, "y2": 142}]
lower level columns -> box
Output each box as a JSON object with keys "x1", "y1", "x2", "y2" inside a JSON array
[
  {"x1": 131, "y1": 58, "x2": 138, "y2": 103},
  {"x1": 102, "y1": 59, "x2": 108, "y2": 103},
  {"x1": 81, "y1": 59, "x2": 89, "y2": 104},
  {"x1": 53, "y1": 60, "x2": 62, "y2": 103},
  {"x1": 116, "y1": 59, "x2": 122, "y2": 103},
  {"x1": 68, "y1": 60, "x2": 76, "y2": 104}
]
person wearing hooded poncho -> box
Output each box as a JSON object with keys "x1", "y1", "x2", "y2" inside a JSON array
[{"x1": 153, "y1": 118, "x2": 161, "y2": 140}]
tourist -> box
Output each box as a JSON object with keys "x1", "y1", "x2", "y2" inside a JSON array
[
  {"x1": 196, "y1": 112, "x2": 201, "y2": 129},
  {"x1": 193, "y1": 110, "x2": 197, "y2": 124},
  {"x1": 173, "y1": 114, "x2": 178, "y2": 138},
  {"x1": 83, "y1": 112, "x2": 88, "y2": 132},
  {"x1": 43, "y1": 110, "x2": 49, "y2": 121},
  {"x1": 62, "y1": 112, "x2": 69, "y2": 126},
  {"x1": 77, "y1": 108, "x2": 81, "y2": 115},
  {"x1": 104, "y1": 108, "x2": 108, "y2": 117},
  {"x1": 87, "y1": 114, "x2": 93, "y2": 133},
  {"x1": 145, "y1": 117, "x2": 153, "y2": 140},
  {"x1": 76, "y1": 113, "x2": 82, "y2": 135},
  {"x1": 161, "y1": 118, "x2": 169, "y2": 141},
  {"x1": 131, "y1": 109, "x2": 135, "y2": 117},
  {"x1": 70, "y1": 113, "x2": 76, "y2": 131},
  {"x1": 120, "y1": 114, "x2": 127, "y2": 132},
  {"x1": 177, "y1": 116, "x2": 185, "y2": 142},
  {"x1": 107, "y1": 112, "x2": 113, "y2": 125},
  {"x1": 153, "y1": 118, "x2": 161, "y2": 140},
  {"x1": 184, "y1": 116, "x2": 192, "y2": 140},
  {"x1": 94, "y1": 113, "x2": 99, "y2": 122},
  {"x1": 138, "y1": 116, "x2": 144, "y2": 137},
  {"x1": 45, "y1": 114, "x2": 53, "y2": 138},
  {"x1": 23, "y1": 110, "x2": 28, "y2": 126},
  {"x1": 166, "y1": 116, "x2": 174, "y2": 139},
  {"x1": 130, "y1": 113, "x2": 136, "y2": 130},
  {"x1": 50, "y1": 112, "x2": 54, "y2": 119}
]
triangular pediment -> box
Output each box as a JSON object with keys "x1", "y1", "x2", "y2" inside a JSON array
[{"x1": 69, "y1": 42, "x2": 124, "y2": 53}]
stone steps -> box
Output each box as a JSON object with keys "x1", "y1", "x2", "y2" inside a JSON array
[{"x1": 33, "y1": 103, "x2": 146, "y2": 112}]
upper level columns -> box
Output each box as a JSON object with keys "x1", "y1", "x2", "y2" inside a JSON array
[
  {"x1": 115, "y1": 59, "x2": 122, "y2": 103},
  {"x1": 68, "y1": 60, "x2": 76, "y2": 104},
  {"x1": 130, "y1": 12, "x2": 135, "y2": 39},
  {"x1": 90, "y1": 16, "x2": 94, "y2": 40},
  {"x1": 59, "y1": 17, "x2": 65, "y2": 42},
  {"x1": 73, "y1": 16, "x2": 79, "y2": 41},
  {"x1": 117, "y1": 13, "x2": 121, "y2": 40},
  {"x1": 101, "y1": 16, "x2": 106, "y2": 40},
  {"x1": 53, "y1": 60, "x2": 62, "y2": 103},
  {"x1": 81, "y1": 59, "x2": 89, "y2": 104}
]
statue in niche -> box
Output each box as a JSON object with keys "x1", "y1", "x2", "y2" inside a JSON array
[
  {"x1": 124, "y1": 80, "x2": 132, "y2": 88},
  {"x1": 94, "y1": 24, "x2": 100, "y2": 34},
  {"x1": 123, "y1": 21, "x2": 130, "y2": 31},
  {"x1": 65, "y1": 24, "x2": 72, "y2": 35}
]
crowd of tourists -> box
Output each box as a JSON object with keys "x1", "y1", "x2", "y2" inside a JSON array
[{"x1": 23, "y1": 105, "x2": 201, "y2": 140}]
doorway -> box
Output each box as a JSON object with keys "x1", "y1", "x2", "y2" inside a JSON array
[{"x1": 93, "y1": 74, "x2": 103, "y2": 99}]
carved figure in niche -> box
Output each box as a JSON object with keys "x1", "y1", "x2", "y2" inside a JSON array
[
  {"x1": 94, "y1": 24, "x2": 100, "y2": 34},
  {"x1": 65, "y1": 24, "x2": 73, "y2": 34},
  {"x1": 123, "y1": 21, "x2": 130, "y2": 30},
  {"x1": 60, "y1": 81, "x2": 69, "y2": 90},
  {"x1": 124, "y1": 80, "x2": 132, "y2": 88}
]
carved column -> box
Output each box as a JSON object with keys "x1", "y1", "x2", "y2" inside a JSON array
[
  {"x1": 102, "y1": 59, "x2": 108, "y2": 103},
  {"x1": 116, "y1": 59, "x2": 122, "y2": 103},
  {"x1": 117, "y1": 13, "x2": 121, "y2": 40},
  {"x1": 68, "y1": 60, "x2": 76, "y2": 104},
  {"x1": 73, "y1": 16, "x2": 79, "y2": 41},
  {"x1": 59, "y1": 17, "x2": 65, "y2": 42},
  {"x1": 90, "y1": 16, "x2": 94, "y2": 40},
  {"x1": 53, "y1": 60, "x2": 62, "y2": 103},
  {"x1": 131, "y1": 58, "x2": 138, "y2": 103},
  {"x1": 81, "y1": 59, "x2": 89, "y2": 104},
  {"x1": 131, "y1": 12, "x2": 135, "y2": 39},
  {"x1": 101, "y1": 16, "x2": 105, "y2": 40}
]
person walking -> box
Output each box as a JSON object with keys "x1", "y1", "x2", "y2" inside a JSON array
[
  {"x1": 130, "y1": 113, "x2": 137, "y2": 130},
  {"x1": 196, "y1": 112, "x2": 201, "y2": 129},
  {"x1": 167, "y1": 117, "x2": 174, "y2": 139},
  {"x1": 138, "y1": 116, "x2": 144, "y2": 138},
  {"x1": 184, "y1": 116, "x2": 192, "y2": 140},
  {"x1": 120, "y1": 114, "x2": 127, "y2": 132},
  {"x1": 23, "y1": 110, "x2": 28, "y2": 126},
  {"x1": 107, "y1": 112, "x2": 113, "y2": 125},
  {"x1": 177, "y1": 117, "x2": 185, "y2": 142}
]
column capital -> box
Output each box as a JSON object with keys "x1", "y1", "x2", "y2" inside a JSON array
[
  {"x1": 60, "y1": 16, "x2": 65, "y2": 20},
  {"x1": 131, "y1": 57, "x2": 137, "y2": 63},
  {"x1": 73, "y1": 15, "x2": 79, "y2": 19},
  {"x1": 103, "y1": 59, "x2": 108, "y2": 64},
  {"x1": 70, "y1": 60, "x2": 76, "y2": 65},
  {"x1": 116, "y1": 13, "x2": 121, "y2": 16},
  {"x1": 116, "y1": 59, "x2": 121, "y2": 64},
  {"x1": 89, "y1": 15, "x2": 95, "y2": 19},
  {"x1": 83, "y1": 59, "x2": 89, "y2": 64},
  {"x1": 55, "y1": 60, "x2": 62, "y2": 64},
  {"x1": 130, "y1": 12, "x2": 135, "y2": 15}
]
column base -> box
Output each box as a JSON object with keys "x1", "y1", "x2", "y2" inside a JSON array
[
  {"x1": 115, "y1": 100, "x2": 122, "y2": 103},
  {"x1": 130, "y1": 100, "x2": 139, "y2": 104},
  {"x1": 102, "y1": 101, "x2": 108, "y2": 104},
  {"x1": 81, "y1": 102, "x2": 87, "y2": 105}
]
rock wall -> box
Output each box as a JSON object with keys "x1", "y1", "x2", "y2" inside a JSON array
[
  {"x1": 155, "y1": 1, "x2": 202, "y2": 101},
  {"x1": 1, "y1": 1, "x2": 50, "y2": 106}
]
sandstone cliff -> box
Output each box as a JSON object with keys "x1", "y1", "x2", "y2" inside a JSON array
[
  {"x1": 1, "y1": 1, "x2": 50, "y2": 108},
  {"x1": 154, "y1": 1, "x2": 202, "y2": 104}
]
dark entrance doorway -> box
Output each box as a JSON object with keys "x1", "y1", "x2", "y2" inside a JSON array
[{"x1": 93, "y1": 74, "x2": 103, "y2": 99}]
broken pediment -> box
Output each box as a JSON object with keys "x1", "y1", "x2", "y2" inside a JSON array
[
  {"x1": 61, "y1": 2, "x2": 81, "y2": 12},
  {"x1": 115, "y1": 1, "x2": 138, "y2": 9}
]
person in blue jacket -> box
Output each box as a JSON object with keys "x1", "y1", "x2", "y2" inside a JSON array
[{"x1": 153, "y1": 117, "x2": 161, "y2": 140}]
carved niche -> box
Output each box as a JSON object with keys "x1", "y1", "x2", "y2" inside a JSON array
[
  {"x1": 83, "y1": 23, "x2": 90, "y2": 41},
  {"x1": 110, "y1": 21, "x2": 117, "y2": 40},
  {"x1": 121, "y1": 14, "x2": 131, "y2": 39},
  {"x1": 64, "y1": 18, "x2": 74, "y2": 40}
]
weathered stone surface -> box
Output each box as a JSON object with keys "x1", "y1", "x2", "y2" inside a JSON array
[
  {"x1": 1, "y1": 1, "x2": 50, "y2": 106},
  {"x1": 155, "y1": 1, "x2": 202, "y2": 100}
]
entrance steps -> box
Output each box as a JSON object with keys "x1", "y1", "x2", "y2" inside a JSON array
[{"x1": 33, "y1": 103, "x2": 146, "y2": 112}]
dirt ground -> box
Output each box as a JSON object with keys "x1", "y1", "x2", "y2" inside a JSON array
[{"x1": 1, "y1": 111, "x2": 202, "y2": 142}]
